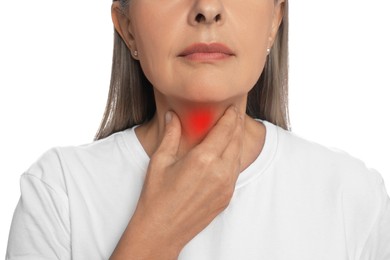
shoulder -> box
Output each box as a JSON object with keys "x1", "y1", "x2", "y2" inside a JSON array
[
  {"x1": 274, "y1": 125, "x2": 384, "y2": 187},
  {"x1": 274, "y1": 125, "x2": 389, "y2": 222},
  {"x1": 24, "y1": 129, "x2": 132, "y2": 191},
  {"x1": 272, "y1": 125, "x2": 390, "y2": 256},
  {"x1": 272, "y1": 124, "x2": 388, "y2": 209}
]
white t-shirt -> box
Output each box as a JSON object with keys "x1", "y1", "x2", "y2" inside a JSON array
[{"x1": 6, "y1": 120, "x2": 390, "y2": 260}]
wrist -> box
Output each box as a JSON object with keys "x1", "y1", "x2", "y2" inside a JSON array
[{"x1": 123, "y1": 209, "x2": 182, "y2": 260}]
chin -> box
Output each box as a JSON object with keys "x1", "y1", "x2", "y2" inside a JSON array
[
  {"x1": 180, "y1": 85, "x2": 235, "y2": 103},
  {"x1": 175, "y1": 90, "x2": 243, "y2": 105}
]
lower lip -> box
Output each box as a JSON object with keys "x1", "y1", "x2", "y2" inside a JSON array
[{"x1": 181, "y1": 52, "x2": 233, "y2": 61}]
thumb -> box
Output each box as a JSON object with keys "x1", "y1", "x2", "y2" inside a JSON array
[{"x1": 155, "y1": 111, "x2": 182, "y2": 159}]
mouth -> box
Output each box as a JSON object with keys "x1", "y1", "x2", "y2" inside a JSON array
[{"x1": 178, "y1": 42, "x2": 235, "y2": 61}]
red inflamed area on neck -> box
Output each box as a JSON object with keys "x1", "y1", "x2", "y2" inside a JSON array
[{"x1": 187, "y1": 109, "x2": 213, "y2": 140}]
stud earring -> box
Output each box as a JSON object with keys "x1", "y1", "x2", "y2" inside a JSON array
[
  {"x1": 267, "y1": 48, "x2": 271, "y2": 55},
  {"x1": 133, "y1": 50, "x2": 138, "y2": 57}
]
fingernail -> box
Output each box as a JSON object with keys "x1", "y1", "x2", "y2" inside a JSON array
[{"x1": 165, "y1": 111, "x2": 172, "y2": 124}]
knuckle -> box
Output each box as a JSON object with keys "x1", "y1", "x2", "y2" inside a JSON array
[
  {"x1": 210, "y1": 169, "x2": 236, "y2": 207},
  {"x1": 221, "y1": 186, "x2": 234, "y2": 201},
  {"x1": 149, "y1": 153, "x2": 167, "y2": 168},
  {"x1": 165, "y1": 125, "x2": 175, "y2": 138},
  {"x1": 217, "y1": 187, "x2": 234, "y2": 209},
  {"x1": 194, "y1": 150, "x2": 216, "y2": 165},
  {"x1": 220, "y1": 120, "x2": 235, "y2": 133},
  {"x1": 149, "y1": 153, "x2": 161, "y2": 164},
  {"x1": 227, "y1": 105, "x2": 238, "y2": 117},
  {"x1": 212, "y1": 171, "x2": 234, "y2": 192},
  {"x1": 147, "y1": 157, "x2": 159, "y2": 172}
]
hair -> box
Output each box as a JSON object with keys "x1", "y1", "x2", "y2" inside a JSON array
[{"x1": 95, "y1": 0, "x2": 290, "y2": 140}]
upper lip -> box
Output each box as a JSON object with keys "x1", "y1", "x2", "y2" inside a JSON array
[{"x1": 179, "y1": 43, "x2": 235, "y2": 56}]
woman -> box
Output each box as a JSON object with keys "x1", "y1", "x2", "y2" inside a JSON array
[{"x1": 6, "y1": 0, "x2": 390, "y2": 259}]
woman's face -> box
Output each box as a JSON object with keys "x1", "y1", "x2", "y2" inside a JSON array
[{"x1": 115, "y1": 0, "x2": 284, "y2": 103}]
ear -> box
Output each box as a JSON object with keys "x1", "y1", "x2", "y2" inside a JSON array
[
  {"x1": 268, "y1": 0, "x2": 285, "y2": 48},
  {"x1": 111, "y1": 2, "x2": 137, "y2": 54}
]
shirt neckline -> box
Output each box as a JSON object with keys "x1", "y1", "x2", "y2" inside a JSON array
[{"x1": 121, "y1": 119, "x2": 278, "y2": 190}]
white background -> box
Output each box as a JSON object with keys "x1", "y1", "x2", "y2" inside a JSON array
[{"x1": 1, "y1": 0, "x2": 389, "y2": 257}]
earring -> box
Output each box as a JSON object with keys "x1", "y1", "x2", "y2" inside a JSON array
[
  {"x1": 133, "y1": 50, "x2": 138, "y2": 57},
  {"x1": 267, "y1": 48, "x2": 271, "y2": 55}
]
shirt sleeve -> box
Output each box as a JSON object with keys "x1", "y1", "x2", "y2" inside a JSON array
[
  {"x1": 358, "y1": 178, "x2": 390, "y2": 260},
  {"x1": 6, "y1": 173, "x2": 71, "y2": 260}
]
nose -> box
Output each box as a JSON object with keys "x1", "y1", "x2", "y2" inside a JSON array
[{"x1": 188, "y1": 0, "x2": 225, "y2": 26}]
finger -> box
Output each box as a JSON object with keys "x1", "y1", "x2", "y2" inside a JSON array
[
  {"x1": 155, "y1": 111, "x2": 182, "y2": 159},
  {"x1": 198, "y1": 105, "x2": 239, "y2": 156},
  {"x1": 221, "y1": 114, "x2": 245, "y2": 175}
]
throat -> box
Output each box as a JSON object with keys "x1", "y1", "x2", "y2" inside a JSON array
[{"x1": 182, "y1": 107, "x2": 214, "y2": 142}]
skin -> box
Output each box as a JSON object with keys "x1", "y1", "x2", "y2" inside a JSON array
[{"x1": 110, "y1": 0, "x2": 285, "y2": 258}]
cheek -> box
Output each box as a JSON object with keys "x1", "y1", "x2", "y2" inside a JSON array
[
  {"x1": 131, "y1": 3, "x2": 179, "y2": 86},
  {"x1": 239, "y1": 19, "x2": 272, "y2": 87},
  {"x1": 134, "y1": 30, "x2": 167, "y2": 86},
  {"x1": 222, "y1": 1, "x2": 272, "y2": 86}
]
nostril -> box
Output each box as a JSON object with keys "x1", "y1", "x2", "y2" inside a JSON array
[
  {"x1": 195, "y1": 13, "x2": 206, "y2": 23},
  {"x1": 215, "y1": 14, "x2": 221, "y2": 22}
]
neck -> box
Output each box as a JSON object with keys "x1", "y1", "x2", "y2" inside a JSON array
[{"x1": 138, "y1": 92, "x2": 248, "y2": 158}]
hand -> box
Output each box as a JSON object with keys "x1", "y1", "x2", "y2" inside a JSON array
[{"x1": 110, "y1": 105, "x2": 245, "y2": 260}]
